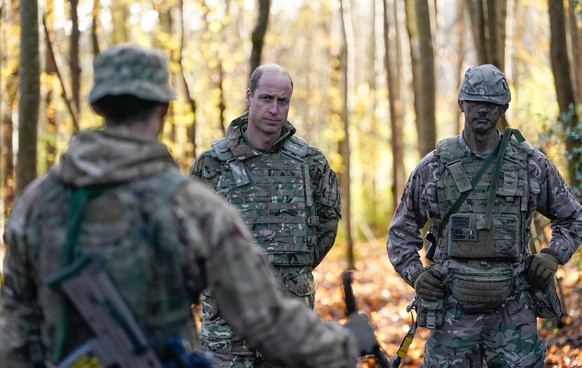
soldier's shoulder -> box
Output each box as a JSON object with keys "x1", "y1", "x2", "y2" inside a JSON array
[
  {"x1": 288, "y1": 135, "x2": 328, "y2": 163},
  {"x1": 191, "y1": 147, "x2": 223, "y2": 173},
  {"x1": 5, "y1": 175, "x2": 53, "y2": 236},
  {"x1": 198, "y1": 146, "x2": 221, "y2": 160}
]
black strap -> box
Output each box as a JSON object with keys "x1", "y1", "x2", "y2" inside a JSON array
[{"x1": 435, "y1": 128, "x2": 525, "y2": 239}]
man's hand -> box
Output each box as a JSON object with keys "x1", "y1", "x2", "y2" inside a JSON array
[
  {"x1": 526, "y1": 251, "x2": 559, "y2": 290},
  {"x1": 343, "y1": 312, "x2": 378, "y2": 356},
  {"x1": 413, "y1": 270, "x2": 444, "y2": 301}
]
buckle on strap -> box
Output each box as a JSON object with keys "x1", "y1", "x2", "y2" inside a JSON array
[{"x1": 307, "y1": 216, "x2": 320, "y2": 226}]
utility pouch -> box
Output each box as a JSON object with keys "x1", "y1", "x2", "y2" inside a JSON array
[
  {"x1": 448, "y1": 214, "x2": 520, "y2": 260},
  {"x1": 524, "y1": 281, "x2": 562, "y2": 319},
  {"x1": 448, "y1": 260, "x2": 513, "y2": 313},
  {"x1": 416, "y1": 298, "x2": 445, "y2": 330}
]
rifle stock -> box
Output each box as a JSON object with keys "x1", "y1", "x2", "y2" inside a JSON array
[{"x1": 47, "y1": 255, "x2": 164, "y2": 368}]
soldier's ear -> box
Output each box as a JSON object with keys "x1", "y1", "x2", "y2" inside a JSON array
[{"x1": 458, "y1": 99, "x2": 464, "y2": 112}]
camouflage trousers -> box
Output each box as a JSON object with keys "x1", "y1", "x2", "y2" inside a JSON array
[
  {"x1": 201, "y1": 293, "x2": 315, "y2": 368},
  {"x1": 209, "y1": 352, "x2": 284, "y2": 368},
  {"x1": 423, "y1": 291, "x2": 545, "y2": 368}
]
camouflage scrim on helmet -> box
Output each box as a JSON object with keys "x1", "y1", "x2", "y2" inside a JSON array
[
  {"x1": 458, "y1": 64, "x2": 511, "y2": 104},
  {"x1": 88, "y1": 44, "x2": 176, "y2": 103}
]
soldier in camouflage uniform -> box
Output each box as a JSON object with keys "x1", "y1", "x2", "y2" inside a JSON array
[
  {"x1": 189, "y1": 64, "x2": 341, "y2": 367},
  {"x1": 388, "y1": 64, "x2": 582, "y2": 367},
  {"x1": 0, "y1": 44, "x2": 377, "y2": 368}
]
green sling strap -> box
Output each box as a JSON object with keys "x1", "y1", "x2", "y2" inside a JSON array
[{"x1": 52, "y1": 187, "x2": 105, "y2": 362}]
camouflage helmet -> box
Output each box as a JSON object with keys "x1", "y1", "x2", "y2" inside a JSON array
[
  {"x1": 458, "y1": 64, "x2": 511, "y2": 105},
  {"x1": 88, "y1": 44, "x2": 176, "y2": 103}
]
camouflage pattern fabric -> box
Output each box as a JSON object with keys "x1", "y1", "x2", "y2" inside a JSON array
[
  {"x1": 88, "y1": 44, "x2": 176, "y2": 103},
  {"x1": 457, "y1": 64, "x2": 511, "y2": 104},
  {"x1": 387, "y1": 133, "x2": 582, "y2": 366},
  {"x1": 190, "y1": 113, "x2": 341, "y2": 366},
  {"x1": 424, "y1": 293, "x2": 545, "y2": 368},
  {"x1": 0, "y1": 127, "x2": 358, "y2": 368}
]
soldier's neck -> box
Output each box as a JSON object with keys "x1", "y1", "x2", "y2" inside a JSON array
[
  {"x1": 463, "y1": 130, "x2": 501, "y2": 155},
  {"x1": 243, "y1": 126, "x2": 282, "y2": 150}
]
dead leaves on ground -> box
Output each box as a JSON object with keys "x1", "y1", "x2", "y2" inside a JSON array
[{"x1": 313, "y1": 243, "x2": 582, "y2": 368}]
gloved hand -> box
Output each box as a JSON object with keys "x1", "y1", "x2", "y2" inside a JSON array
[
  {"x1": 526, "y1": 251, "x2": 559, "y2": 289},
  {"x1": 343, "y1": 312, "x2": 379, "y2": 356},
  {"x1": 412, "y1": 269, "x2": 445, "y2": 301}
]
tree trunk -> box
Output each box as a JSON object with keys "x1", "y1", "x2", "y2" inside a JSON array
[
  {"x1": 43, "y1": 15, "x2": 79, "y2": 131},
  {"x1": 384, "y1": 0, "x2": 404, "y2": 211},
  {"x1": 70, "y1": 0, "x2": 81, "y2": 116},
  {"x1": 91, "y1": 0, "x2": 101, "y2": 55},
  {"x1": 1, "y1": 73, "x2": 17, "y2": 220},
  {"x1": 249, "y1": 0, "x2": 270, "y2": 76},
  {"x1": 158, "y1": 7, "x2": 178, "y2": 152},
  {"x1": 465, "y1": 0, "x2": 487, "y2": 64},
  {"x1": 44, "y1": 0, "x2": 57, "y2": 168},
  {"x1": 111, "y1": 2, "x2": 129, "y2": 44},
  {"x1": 405, "y1": 0, "x2": 421, "y2": 151},
  {"x1": 406, "y1": 0, "x2": 436, "y2": 157},
  {"x1": 415, "y1": 0, "x2": 436, "y2": 157},
  {"x1": 455, "y1": 0, "x2": 467, "y2": 134},
  {"x1": 465, "y1": 0, "x2": 508, "y2": 129},
  {"x1": 485, "y1": 0, "x2": 506, "y2": 68},
  {"x1": 17, "y1": 0, "x2": 40, "y2": 194},
  {"x1": 548, "y1": 0, "x2": 580, "y2": 194},
  {"x1": 339, "y1": 0, "x2": 355, "y2": 270},
  {"x1": 178, "y1": 0, "x2": 197, "y2": 161},
  {"x1": 568, "y1": 0, "x2": 581, "y2": 104}
]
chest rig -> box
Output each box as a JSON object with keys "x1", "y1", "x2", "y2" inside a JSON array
[
  {"x1": 434, "y1": 131, "x2": 531, "y2": 312},
  {"x1": 211, "y1": 136, "x2": 319, "y2": 267}
]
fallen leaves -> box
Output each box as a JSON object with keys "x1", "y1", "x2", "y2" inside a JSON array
[{"x1": 313, "y1": 242, "x2": 582, "y2": 368}]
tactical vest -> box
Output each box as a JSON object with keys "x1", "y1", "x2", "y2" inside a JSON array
[
  {"x1": 211, "y1": 136, "x2": 318, "y2": 267},
  {"x1": 34, "y1": 170, "x2": 198, "y2": 361},
  {"x1": 435, "y1": 136, "x2": 531, "y2": 312}
]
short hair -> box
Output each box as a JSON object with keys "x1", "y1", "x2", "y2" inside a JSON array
[
  {"x1": 92, "y1": 94, "x2": 162, "y2": 126},
  {"x1": 248, "y1": 64, "x2": 293, "y2": 95}
]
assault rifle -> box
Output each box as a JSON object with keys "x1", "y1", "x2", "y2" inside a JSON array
[
  {"x1": 342, "y1": 270, "x2": 391, "y2": 368},
  {"x1": 46, "y1": 254, "x2": 212, "y2": 368}
]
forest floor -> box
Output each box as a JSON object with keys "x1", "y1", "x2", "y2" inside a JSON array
[{"x1": 313, "y1": 241, "x2": 582, "y2": 368}]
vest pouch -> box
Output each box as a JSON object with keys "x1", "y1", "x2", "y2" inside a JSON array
[
  {"x1": 448, "y1": 214, "x2": 520, "y2": 260},
  {"x1": 448, "y1": 260, "x2": 513, "y2": 313},
  {"x1": 416, "y1": 298, "x2": 444, "y2": 330},
  {"x1": 524, "y1": 281, "x2": 562, "y2": 319}
]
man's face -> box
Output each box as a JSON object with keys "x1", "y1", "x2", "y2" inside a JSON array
[
  {"x1": 459, "y1": 99, "x2": 508, "y2": 135},
  {"x1": 246, "y1": 69, "x2": 292, "y2": 137}
]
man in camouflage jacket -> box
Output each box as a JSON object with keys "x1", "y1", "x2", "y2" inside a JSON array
[
  {"x1": 190, "y1": 64, "x2": 341, "y2": 367},
  {"x1": 0, "y1": 45, "x2": 375, "y2": 368},
  {"x1": 388, "y1": 64, "x2": 582, "y2": 367}
]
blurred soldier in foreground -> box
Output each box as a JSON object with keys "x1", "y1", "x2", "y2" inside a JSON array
[
  {"x1": 388, "y1": 64, "x2": 582, "y2": 367},
  {"x1": 0, "y1": 44, "x2": 378, "y2": 368},
  {"x1": 190, "y1": 64, "x2": 341, "y2": 367}
]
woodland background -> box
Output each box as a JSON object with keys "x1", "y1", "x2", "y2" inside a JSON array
[{"x1": 1, "y1": 0, "x2": 581, "y2": 366}]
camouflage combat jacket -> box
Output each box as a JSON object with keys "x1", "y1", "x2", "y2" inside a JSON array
[
  {"x1": 388, "y1": 132, "x2": 582, "y2": 288},
  {"x1": 190, "y1": 113, "x2": 341, "y2": 355},
  {"x1": 0, "y1": 127, "x2": 358, "y2": 368}
]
